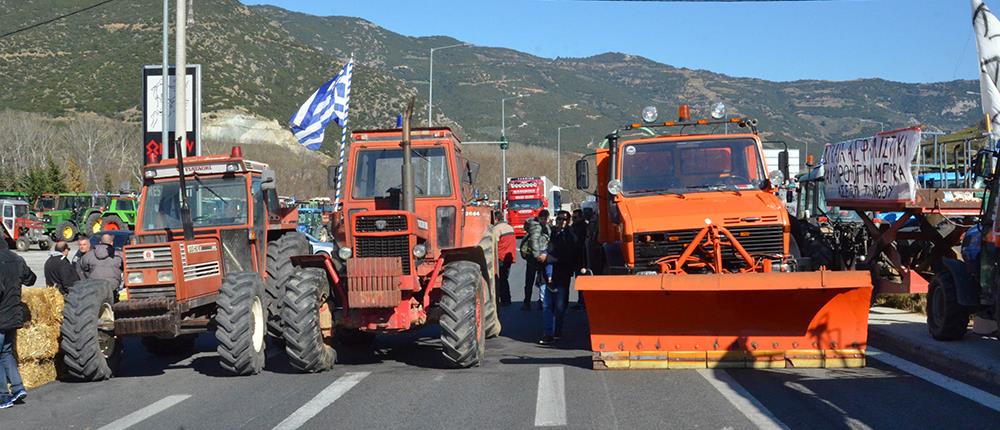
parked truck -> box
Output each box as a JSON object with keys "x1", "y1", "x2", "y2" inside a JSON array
[
  {"x1": 573, "y1": 105, "x2": 872, "y2": 369},
  {"x1": 59, "y1": 146, "x2": 308, "y2": 381},
  {"x1": 504, "y1": 176, "x2": 560, "y2": 236},
  {"x1": 278, "y1": 103, "x2": 501, "y2": 372}
]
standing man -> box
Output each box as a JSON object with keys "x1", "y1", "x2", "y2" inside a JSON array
[
  {"x1": 539, "y1": 211, "x2": 578, "y2": 345},
  {"x1": 79, "y1": 234, "x2": 123, "y2": 282},
  {"x1": 73, "y1": 238, "x2": 91, "y2": 279},
  {"x1": 45, "y1": 241, "x2": 79, "y2": 295},
  {"x1": 520, "y1": 209, "x2": 551, "y2": 310},
  {"x1": 0, "y1": 229, "x2": 37, "y2": 409},
  {"x1": 494, "y1": 213, "x2": 516, "y2": 307}
]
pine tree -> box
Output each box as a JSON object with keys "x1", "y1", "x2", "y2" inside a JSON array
[
  {"x1": 66, "y1": 159, "x2": 86, "y2": 192},
  {"x1": 45, "y1": 158, "x2": 67, "y2": 193},
  {"x1": 19, "y1": 166, "x2": 49, "y2": 200},
  {"x1": 102, "y1": 173, "x2": 113, "y2": 193}
]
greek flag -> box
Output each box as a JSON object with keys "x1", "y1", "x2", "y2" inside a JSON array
[{"x1": 290, "y1": 60, "x2": 353, "y2": 150}]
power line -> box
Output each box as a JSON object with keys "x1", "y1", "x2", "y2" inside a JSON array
[{"x1": 0, "y1": 0, "x2": 119, "y2": 40}]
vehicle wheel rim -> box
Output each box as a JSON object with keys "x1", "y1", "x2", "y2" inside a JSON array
[
  {"x1": 106, "y1": 222, "x2": 120, "y2": 231},
  {"x1": 251, "y1": 297, "x2": 264, "y2": 353},
  {"x1": 63, "y1": 227, "x2": 73, "y2": 240},
  {"x1": 98, "y1": 303, "x2": 116, "y2": 358},
  {"x1": 92, "y1": 220, "x2": 102, "y2": 234}
]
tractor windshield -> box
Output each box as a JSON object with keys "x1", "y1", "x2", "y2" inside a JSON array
[
  {"x1": 352, "y1": 147, "x2": 453, "y2": 198},
  {"x1": 140, "y1": 176, "x2": 249, "y2": 231},
  {"x1": 620, "y1": 138, "x2": 765, "y2": 195},
  {"x1": 35, "y1": 197, "x2": 56, "y2": 211}
]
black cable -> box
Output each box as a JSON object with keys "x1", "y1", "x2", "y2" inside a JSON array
[{"x1": 0, "y1": 0, "x2": 118, "y2": 40}]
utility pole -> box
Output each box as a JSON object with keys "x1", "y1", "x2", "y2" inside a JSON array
[
  {"x1": 175, "y1": 0, "x2": 194, "y2": 240},
  {"x1": 161, "y1": 0, "x2": 168, "y2": 157},
  {"x1": 557, "y1": 124, "x2": 580, "y2": 188},
  {"x1": 427, "y1": 43, "x2": 466, "y2": 127},
  {"x1": 500, "y1": 94, "x2": 526, "y2": 220}
]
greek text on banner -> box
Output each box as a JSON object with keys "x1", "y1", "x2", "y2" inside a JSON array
[{"x1": 822, "y1": 127, "x2": 920, "y2": 204}]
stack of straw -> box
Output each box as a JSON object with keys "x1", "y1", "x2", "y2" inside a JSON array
[{"x1": 15, "y1": 287, "x2": 64, "y2": 388}]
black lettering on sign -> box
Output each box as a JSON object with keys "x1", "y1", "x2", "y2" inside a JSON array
[{"x1": 823, "y1": 129, "x2": 918, "y2": 202}]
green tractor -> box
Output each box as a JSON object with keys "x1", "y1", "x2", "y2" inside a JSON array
[
  {"x1": 91, "y1": 196, "x2": 137, "y2": 233},
  {"x1": 34, "y1": 193, "x2": 113, "y2": 241}
]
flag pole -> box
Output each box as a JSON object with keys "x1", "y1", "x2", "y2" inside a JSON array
[{"x1": 333, "y1": 53, "x2": 354, "y2": 209}]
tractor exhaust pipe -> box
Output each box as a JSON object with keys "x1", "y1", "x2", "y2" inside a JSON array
[{"x1": 400, "y1": 98, "x2": 416, "y2": 213}]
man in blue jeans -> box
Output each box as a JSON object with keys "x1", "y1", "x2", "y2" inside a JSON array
[
  {"x1": 0, "y1": 229, "x2": 37, "y2": 409},
  {"x1": 539, "y1": 211, "x2": 578, "y2": 345}
]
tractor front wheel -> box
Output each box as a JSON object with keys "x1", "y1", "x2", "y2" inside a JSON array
[
  {"x1": 927, "y1": 271, "x2": 972, "y2": 341},
  {"x1": 215, "y1": 272, "x2": 267, "y2": 375},
  {"x1": 439, "y1": 260, "x2": 487, "y2": 368},
  {"x1": 15, "y1": 238, "x2": 29, "y2": 252},
  {"x1": 282, "y1": 268, "x2": 335, "y2": 373},
  {"x1": 86, "y1": 213, "x2": 102, "y2": 236},
  {"x1": 265, "y1": 232, "x2": 310, "y2": 340},
  {"x1": 60, "y1": 279, "x2": 121, "y2": 381},
  {"x1": 56, "y1": 221, "x2": 78, "y2": 241}
]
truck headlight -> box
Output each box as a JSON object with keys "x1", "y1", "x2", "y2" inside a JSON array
[
  {"x1": 157, "y1": 270, "x2": 173, "y2": 282},
  {"x1": 338, "y1": 246, "x2": 352, "y2": 260},
  {"x1": 127, "y1": 272, "x2": 144, "y2": 284},
  {"x1": 412, "y1": 244, "x2": 427, "y2": 259},
  {"x1": 608, "y1": 179, "x2": 623, "y2": 195}
]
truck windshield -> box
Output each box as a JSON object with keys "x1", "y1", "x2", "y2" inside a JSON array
[
  {"x1": 620, "y1": 138, "x2": 765, "y2": 195},
  {"x1": 141, "y1": 176, "x2": 249, "y2": 231},
  {"x1": 352, "y1": 147, "x2": 452, "y2": 198},
  {"x1": 508, "y1": 199, "x2": 542, "y2": 210}
]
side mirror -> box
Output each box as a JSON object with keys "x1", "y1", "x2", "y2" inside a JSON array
[
  {"x1": 327, "y1": 164, "x2": 340, "y2": 190},
  {"x1": 778, "y1": 150, "x2": 790, "y2": 184},
  {"x1": 261, "y1": 169, "x2": 277, "y2": 191},
  {"x1": 972, "y1": 150, "x2": 995, "y2": 179},
  {"x1": 575, "y1": 159, "x2": 590, "y2": 190}
]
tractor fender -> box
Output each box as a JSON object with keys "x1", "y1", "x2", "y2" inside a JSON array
[
  {"x1": 601, "y1": 242, "x2": 627, "y2": 274},
  {"x1": 441, "y1": 245, "x2": 492, "y2": 282},
  {"x1": 939, "y1": 258, "x2": 979, "y2": 307}
]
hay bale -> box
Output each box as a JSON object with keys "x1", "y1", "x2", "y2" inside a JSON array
[
  {"x1": 18, "y1": 359, "x2": 57, "y2": 389},
  {"x1": 20, "y1": 287, "x2": 64, "y2": 326},
  {"x1": 15, "y1": 324, "x2": 61, "y2": 361}
]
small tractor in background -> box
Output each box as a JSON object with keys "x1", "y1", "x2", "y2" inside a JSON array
[
  {"x1": 60, "y1": 146, "x2": 309, "y2": 381},
  {"x1": 34, "y1": 192, "x2": 112, "y2": 241},
  {"x1": 91, "y1": 196, "x2": 139, "y2": 234},
  {"x1": 2, "y1": 199, "x2": 52, "y2": 251},
  {"x1": 297, "y1": 206, "x2": 332, "y2": 242},
  {"x1": 573, "y1": 104, "x2": 872, "y2": 369},
  {"x1": 279, "y1": 102, "x2": 501, "y2": 372}
]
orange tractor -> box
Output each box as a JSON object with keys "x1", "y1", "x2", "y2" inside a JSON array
[
  {"x1": 573, "y1": 105, "x2": 873, "y2": 369},
  {"x1": 279, "y1": 104, "x2": 501, "y2": 372},
  {"x1": 60, "y1": 146, "x2": 308, "y2": 380}
]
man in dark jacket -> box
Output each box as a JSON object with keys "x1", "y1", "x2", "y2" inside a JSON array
[
  {"x1": 539, "y1": 211, "x2": 578, "y2": 344},
  {"x1": 79, "y1": 234, "x2": 123, "y2": 282},
  {"x1": 0, "y1": 229, "x2": 37, "y2": 408},
  {"x1": 521, "y1": 210, "x2": 551, "y2": 310},
  {"x1": 73, "y1": 238, "x2": 91, "y2": 279},
  {"x1": 44, "y1": 241, "x2": 79, "y2": 295}
]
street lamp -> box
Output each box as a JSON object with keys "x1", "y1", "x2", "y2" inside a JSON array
[
  {"x1": 428, "y1": 43, "x2": 468, "y2": 126},
  {"x1": 557, "y1": 124, "x2": 580, "y2": 187},
  {"x1": 859, "y1": 118, "x2": 885, "y2": 133},
  {"x1": 500, "y1": 94, "x2": 528, "y2": 220}
]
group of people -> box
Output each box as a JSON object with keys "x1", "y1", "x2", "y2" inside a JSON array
[
  {"x1": 493, "y1": 207, "x2": 598, "y2": 346},
  {"x1": 0, "y1": 231, "x2": 123, "y2": 411}
]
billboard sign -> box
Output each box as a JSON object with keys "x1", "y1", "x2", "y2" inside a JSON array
[
  {"x1": 823, "y1": 127, "x2": 921, "y2": 204},
  {"x1": 141, "y1": 65, "x2": 201, "y2": 165}
]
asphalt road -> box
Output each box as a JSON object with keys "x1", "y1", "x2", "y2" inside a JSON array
[{"x1": 7, "y1": 250, "x2": 1000, "y2": 429}]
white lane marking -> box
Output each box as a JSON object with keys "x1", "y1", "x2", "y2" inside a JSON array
[
  {"x1": 782, "y1": 381, "x2": 872, "y2": 430},
  {"x1": 272, "y1": 372, "x2": 371, "y2": 430},
  {"x1": 97, "y1": 395, "x2": 191, "y2": 430},
  {"x1": 868, "y1": 347, "x2": 1000, "y2": 412},
  {"x1": 534, "y1": 366, "x2": 567, "y2": 427},
  {"x1": 697, "y1": 369, "x2": 788, "y2": 430}
]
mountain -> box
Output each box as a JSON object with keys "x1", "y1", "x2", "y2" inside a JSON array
[{"x1": 0, "y1": 0, "x2": 983, "y2": 158}]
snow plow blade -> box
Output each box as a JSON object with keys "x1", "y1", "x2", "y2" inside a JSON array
[{"x1": 577, "y1": 270, "x2": 872, "y2": 369}]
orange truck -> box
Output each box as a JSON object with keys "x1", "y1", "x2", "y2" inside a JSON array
[{"x1": 573, "y1": 105, "x2": 873, "y2": 369}]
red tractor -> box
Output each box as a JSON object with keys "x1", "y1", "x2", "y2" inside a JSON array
[
  {"x1": 60, "y1": 147, "x2": 309, "y2": 381},
  {"x1": 280, "y1": 105, "x2": 501, "y2": 371}
]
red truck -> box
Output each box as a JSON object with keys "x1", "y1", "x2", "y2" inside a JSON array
[{"x1": 504, "y1": 176, "x2": 558, "y2": 237}]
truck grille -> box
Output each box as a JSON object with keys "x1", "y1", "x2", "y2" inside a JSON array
[
  {"x1": 633, "y1": 225, "x2": 784, "y2": 270},
  {"x1": 356, "y1": 215, "x2": 407, "y2": 233},
  {"x1": 355, "y1": 235, "x2": 411, "y2": 275},
  {"x1": 125, "y1": 246, "x2": 172, "y2": 269}
]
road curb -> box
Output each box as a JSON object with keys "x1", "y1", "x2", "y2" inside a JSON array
[{"x1": 869, "y1": 325, "x2": 1000, "y2": 388}]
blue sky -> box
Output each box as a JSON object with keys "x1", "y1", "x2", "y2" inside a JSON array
[{"x1": 243, "y1": 0, "x2": 980, "y2": 84}]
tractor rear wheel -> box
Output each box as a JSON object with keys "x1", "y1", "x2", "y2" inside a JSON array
[
  {"x1": 282, "y1": 268, "x2": 335, "y2": 373},
  {"x1": 927, "y1": 271, "x2": 972, "y2": 341},
  {"x1": 56, "y1": 221, "x2": 78, "y2": 241},
  {"x1": 265, "y1": 232, "x2": 310, "y2": 340},
  {"x1": 38, "y1": 237, "x2": 52, "y2": 250},
  {"x1": 60, "y1": 279, "x2": 121, "y2": 381},
  {"x1": 101, "y1": 215, "x2": 125, "y2": 231},
  {"x1": 439, "y1": 260, "x2": 487, "y2": 368},
  {"x1": 86, "y1": 213, "x2": 102, "y2": 236},
  {"x1": 15, "y1": 238, "x2": 28, "y2": 252},
  {"x1": 141, "y1": 336, "x2": 197, "y2": 356},
  {"x1": 215, "y1": 272, "x2": 267, "y2": 375}
]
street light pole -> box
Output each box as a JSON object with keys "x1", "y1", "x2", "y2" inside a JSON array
[
  {"x1": 557, "y1": 124, "x2": 580, "y2": 187},
  {"x1": 428, "y1": 43, "x2": 467, "y2": 127},
  {"x1": 500, "y1": 94, "x2": 527, "y2": 221},
  {"x1": 161, "y1": 0, "x2": 169, "y2": 159},
  {"x1": 859, "y1": 118, "x2": 885, "y2": 133}
]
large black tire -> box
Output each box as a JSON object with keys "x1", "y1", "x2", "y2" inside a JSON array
[
  {"x1": 927, "y1": 271, "x2": 972, "y2": 341},
  {"x1": 55, "y1": 221, "x2": 78, "y2": 241},
  {"x1": 281, "y1": 268, "x2": 335, "y2": 373},
  {"x1": 439, "y1": 260, "x2": 487, "y2": 368},
  {"x1": 265, "y1": 232, "x2": 310, "y2": 339},
  {"x1": 215, "y1": 272, "x2": 267, "y2": 375},
  {"x1": 60, "y1": 279, "x2": 121, "y2": 381},
  {"x1": 37, "y1": 237, "x2": 52, "y2": 250},
  {"x1": 141, "y1": 336, "x2": 197, "y2": 356},
  {"x1": 101, "y1": 215, "x2": 125, "y2": 231},
  {"x1": 86, "y1": 213, "x2": 102, "y2": 236},
  {"x1": 15, "y1": 238, "x2": 29, "y2": 252}
]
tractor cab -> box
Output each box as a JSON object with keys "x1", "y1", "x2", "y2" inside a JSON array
[{"x1": 2, "y1": 199, "x2": 49, "y2": 251}]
